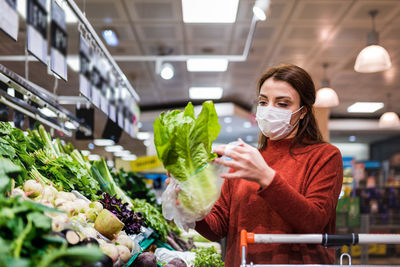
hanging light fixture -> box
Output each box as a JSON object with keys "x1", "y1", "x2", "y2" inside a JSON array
[
  {"x1": 160, "y1": 63, "x2": 174, "y2": 80},
  {"x1": 155, "y1": 60, "x2": 175, "y2": 80},
  {"x1": 379, "y1": 93, "x2": 400, "y2": 128},
  {"x1": 354, "y1": 10, "x2": 391, "y2": 73},
  {"x1": 253, "y1": 0, "x2": 270, "y2": 21},
  {"x1": 314, "y1": 63, "x2": 339, "y2": 108}
]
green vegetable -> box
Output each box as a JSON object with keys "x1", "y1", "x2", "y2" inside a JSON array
[
  {"x1": 0, "y1": 188, "x2": 101, "y2": 267},
  {"x1": 154, "y1": 101, "x2": 220, "y2": 181},
  {"x1": 37, "y1": 245, "x2": 103, "y2": 267},
  {"x1": 92, "y1": 158, "x2": 130, "y2": 203},
  {"x1": 193, "y1": 247, "x2": 224, "y2": 267},
  {"x1": 132, "y1": 198, "x2": 170, "y2": 241},
  {"x1": 113, "y1": 169, "x2": 158, "y2": 206},
  {"x1": 0, "y1": 157, "x2": 22, "y2": 195},
  {"x1": 153, "y1": 101, "x2": 221, "y2": 219}
]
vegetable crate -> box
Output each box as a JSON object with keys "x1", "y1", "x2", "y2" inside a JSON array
[
  {"x1": 124, "y1": 227, "x2": 174, "y2": 267},
  {"x1": 239, "y1": 230, "x2": 400, "y2": 267}
]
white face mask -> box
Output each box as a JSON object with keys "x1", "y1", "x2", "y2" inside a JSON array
[{"x1": 256, "y1": 105, "x2": 303, "y2": 140}]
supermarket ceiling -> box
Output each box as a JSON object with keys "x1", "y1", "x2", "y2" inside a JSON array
[
  {"x1": 77, "y1": 0, "x2": 400, "y2": 118},
  {"x1": 1, "y1": 0, "x2": 400, "y2": 146}
]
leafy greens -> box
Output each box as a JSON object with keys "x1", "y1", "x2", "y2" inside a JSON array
[{"x1": 154, "y1": 101, "x2": 222, "y2": 225}]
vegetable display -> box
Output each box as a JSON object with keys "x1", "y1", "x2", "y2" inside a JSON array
[
  {"x1": 99, "y1": 192, "x2": 144, "y2": 235},
  {"x1": 154, "y1": 101, "x2": 223, "y2": 229},
  {"x1": 0, "y1": 158, "x2": 103, "y2": 267},
  {"x1": 132, "y1": 198, "x2": 170, "y2": 241},
  {"x1": 193, "y1": 247, "x2": 224, "y2": 267},
  {"x1": 0, "y1": 121, "x2": 226, "y2": 266},
  {"x1": 0, "y1": 122, "x2": 100, "y2": 200},
  {"x1": 92, "y1": 158, "x2": 131, "y2": 204},
  {"x1": 112, "y1": 169, "x2": 158, "y2": 206}
]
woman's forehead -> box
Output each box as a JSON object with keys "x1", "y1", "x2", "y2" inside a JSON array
[{"x1": 260, "y1": 78, "x2": 299, "y2": 99}]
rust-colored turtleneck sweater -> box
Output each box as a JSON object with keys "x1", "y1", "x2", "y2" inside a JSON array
[{"x1": 195, "y1": 138, "x2": 343, "y2": 266}]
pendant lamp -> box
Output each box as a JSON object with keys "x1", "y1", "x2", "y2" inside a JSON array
[
  {"x1": 379, "y1": 93, "x2": 400, "y2": 128},
  {"x1": 314, "y1": 63, "x2": 339, "y2": 108},
  {"x1": 354, "y1": 10, "x2": 391, "y2": 73},
  {"x1": 253, "y1": 0, "x2": 270, "y2": 21}
]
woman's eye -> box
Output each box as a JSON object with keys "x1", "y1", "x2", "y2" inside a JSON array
[
  {"x1": 278, "y1": 103, "x2": 288, "y2": 107},
  {"x1": 258, "y1": 100, "x2": 267, "y2": 106}
]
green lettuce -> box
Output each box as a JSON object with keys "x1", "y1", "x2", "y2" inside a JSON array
[{"x1": 154, "y1": 101, "x2": 221, "y2": 220}]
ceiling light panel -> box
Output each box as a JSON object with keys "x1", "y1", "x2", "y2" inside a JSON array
[
  {"x1": 94, "y1": 139, "x2": 115, "y2": 146},
  {"x1": 347, "y1": 102, "x2": 384, "y2": 113},
  {"x1": 182, "y1": 0, "x2": 239, "y2": 23},
  {"x1": 189, "y1": 87, "x2": 223, "y2": 100},
  {"x1": 187, "y1": 59, "x2": 228, "y2": 72}
]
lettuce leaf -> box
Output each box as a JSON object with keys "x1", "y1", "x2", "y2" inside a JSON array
[
  {"x1": 153, "y1": 101, "x2": 220, "y2": 182},
  {"x1": 154, "y1": 101, "x2": 222, "y2": 225}
]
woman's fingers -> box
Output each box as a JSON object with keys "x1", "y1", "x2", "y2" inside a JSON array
[
  {"x1": 165, "y1": 178, "x2": 170, "y2": 185},
  {"x1": 220, "y1": 171, "x2": 243, "y2": 179},
  {"x1": 213, "y1": 145, "x2": 227, "y2": 156},
  {"x1": 214, "y1": 157, "x2": 241, "y2": 169}
]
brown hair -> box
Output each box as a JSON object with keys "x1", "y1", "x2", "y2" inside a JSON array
[{"x1": 257, "y1": 64, "x2": 324, "y2": 151}]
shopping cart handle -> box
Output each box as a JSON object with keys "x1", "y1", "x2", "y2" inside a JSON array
[{"x1": 322, "y1": 233, "x2": 358, "y2": 247}]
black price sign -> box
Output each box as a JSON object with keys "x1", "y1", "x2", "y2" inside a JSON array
[
  {"x1": 1, "y1": 0, "x2": 19, "y2": 40},
  {"x1": 27, "y1": 0, "x2": 47, "y2": 38},
  {"x1": 50, "y1": 0, "x2": 67, "y2": 80},
  {"x1": 6, "y1": 0, "x2": 16, "y2": 8},
  {"x1": 79, "y1": 35, "x2": 92, "y2": 98},
  {"x1": 91, "y1": 67, "x2": 102, "y2": 89},
  {"x1": 79, "y1": 36, "x2": 91, "y2": 78},
  {"x1": 80, "y1": 54, "x2": 90, "y2": 78},
  {"x1": 51, "y1": 23, "x2": 67, "y2": 55},
  {"x1": 26, "y1": 0, "x2": 47, "y2": 64}
]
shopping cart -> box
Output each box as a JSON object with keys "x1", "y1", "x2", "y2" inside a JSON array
[{"x1": 240, "y1": 230, "x2": 400, "y2": 267}]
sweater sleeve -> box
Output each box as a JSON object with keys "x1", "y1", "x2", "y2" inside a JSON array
[
  {"x1": 195, "y1": 179, "x2": 231, "y2": 241},
  {"x1": 258, "y1": 146, "x2": 343, "y2": 233}
]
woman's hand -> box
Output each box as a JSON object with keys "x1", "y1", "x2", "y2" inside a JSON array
[{"x1": 213, "y1": 139, "x2": 276, "y2": 188}]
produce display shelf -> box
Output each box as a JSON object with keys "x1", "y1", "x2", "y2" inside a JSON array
[{"x1": 123, "y1": 227, "x2": 174, "y2": 267}]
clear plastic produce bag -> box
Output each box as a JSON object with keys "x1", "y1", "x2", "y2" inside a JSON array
[
  {"x1": 162, "y1": 161, "x2": 227, "y2": 231},
  {"x1": 162, "y1": 141, "x2": 240, "y2": 231}
]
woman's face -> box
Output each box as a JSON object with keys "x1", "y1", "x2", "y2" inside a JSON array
[{"x1": 258, "y1": 77, "x2": 306, "y2": 125}]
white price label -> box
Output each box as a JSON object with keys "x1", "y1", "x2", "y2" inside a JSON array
[
  {"x1": 92, "y1": 88, "x2": 100, "y2": 108},
  {"x1": 109, "y1": 105, "x2": 116, "y2": 122},
  {"x1": 100, "y1": 94, "x2": 108, "y2": 115},
  {"x1": 27, "y1": 25, "x2": 47, "y2": 64},
  {"x1": 118, "y1": 111, "x2": 124, "y2": 128},
  {"x1": 129, "y1": 122, "x2": 135, "y2": 138},
  {"x1": 124, "y1": 118, "x2": 130, "y2": 133},
  {"x1": 0, "y1": 0, "x2": 19, "y2": 40},
  {"x1": 79, "y1": 75, "x2": 90, "y2": 98},
  {"x1": 50, "y1": 48, "x2": 67, "y2": 80}
]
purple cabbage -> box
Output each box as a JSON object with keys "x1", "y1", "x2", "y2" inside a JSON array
[{"x1": 99, "y1": 192, "x2": 144, "y2": 235}]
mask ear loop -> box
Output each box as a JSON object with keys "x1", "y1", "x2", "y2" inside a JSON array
[{"x1": 290, "y1": 106, "x2": 305, "y2": 128}]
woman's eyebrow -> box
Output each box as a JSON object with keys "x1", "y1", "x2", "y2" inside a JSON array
[
  {"x1": 258, "y1": 94, "x2": 267, "y2": 99},
  {"x1": 276, "y1": 96, "x2": 292, "y2": 100}
]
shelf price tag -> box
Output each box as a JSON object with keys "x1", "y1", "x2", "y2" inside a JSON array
[
  {"x1": 124, "y1": 117, "x2": 130, "y2": 134},
  {"x1": 129, "y1": 121, "x2": 135, "y2": 138},
  {"x1": 117, "y1": 107, "x2": 124, "y2": 129},
  {"x1": 0, "y1": 0, "x2": 19, "y2": 40},
  {"x1": 91, "y1": 61, "x2": 102, "y2": 106},
  {"x1": 100, "y1": 92, "x2": 109, "y2": 115},
  {"x1": 109, "y1": 104, "x2": 116, "y2": 122},
  {"x1": 50, "y1": 0, "x2": 67, "y2": 80},
  {"x1": 91, "y1": 87, "x2": 100, "y2": 108},
  {"x1": 79, "y1": 35, "x2": 91, "y2": 98},
  {"x1": 27, "y1": 0, "x2": 48, "y2": 64}
]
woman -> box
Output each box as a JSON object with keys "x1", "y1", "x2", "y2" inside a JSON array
[{"x1": 195, "y1": 64, "x2": 343, "y2": 265}]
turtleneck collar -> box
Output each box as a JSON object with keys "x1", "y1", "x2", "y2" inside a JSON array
[{"x1": 267, "y1": 137, "x2": 294, "y2": 149}]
